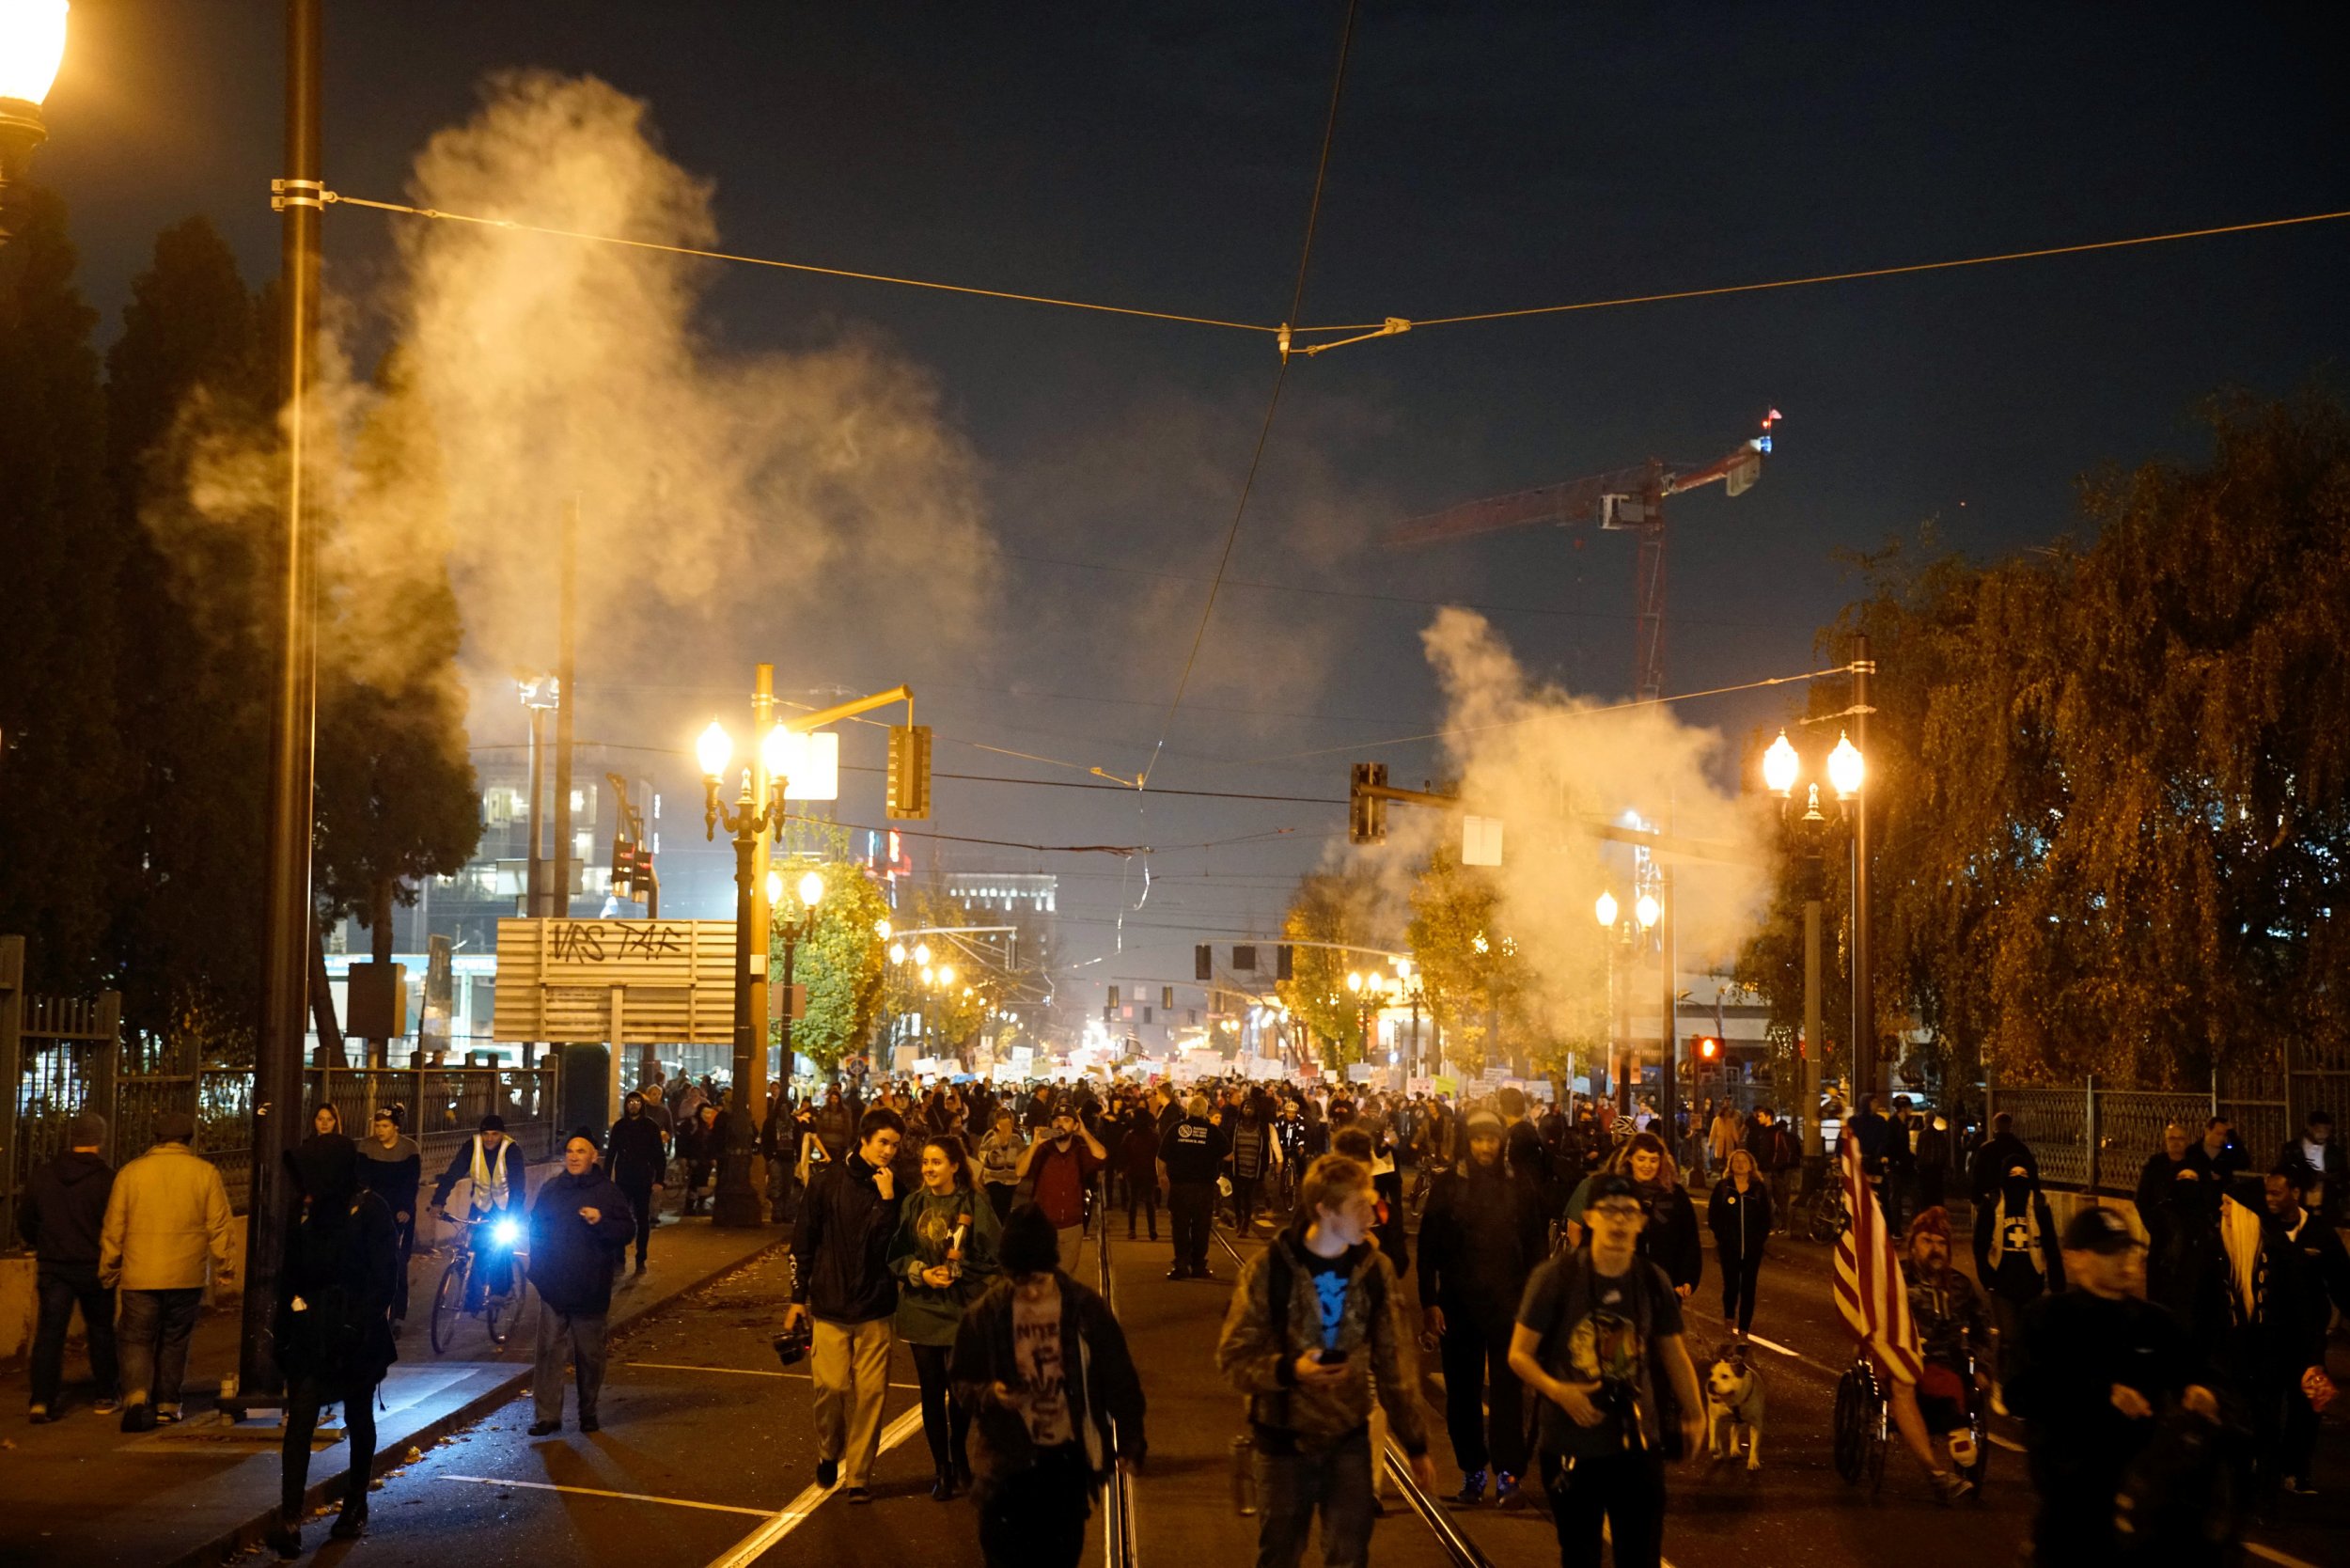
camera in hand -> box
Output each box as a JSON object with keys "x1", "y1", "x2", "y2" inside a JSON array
[{"x1": 773, "y1": 1322, "x2": 813, "y2": 1369}]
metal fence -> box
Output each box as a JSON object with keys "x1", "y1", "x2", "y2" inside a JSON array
[{"x1": 1988, "y1": 1069, "x2": 2316, "y2": 1196}]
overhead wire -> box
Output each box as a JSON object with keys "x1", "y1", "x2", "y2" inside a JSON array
[{"x1": 1138, "y1": 0, "x2": 1360, "y2": 790}]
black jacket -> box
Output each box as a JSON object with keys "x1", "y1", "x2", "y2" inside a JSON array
[
  {"x1": 19, "y1": 1151, "x2": 115, "y2": 1271},
  {"x1": 1636, "y1": 1179, "x2": 1704, "y2": 1293},
  {"x1": 1707, "y1": 1175, "x2": 1772, "y2": 1263},
  {"x1": 607, "y1": 1113, "x2": 669, "y2": 1189},
  {"x1": 791, "y1": 1152, "x2": 901, "y2": 1324},
  {"x1": 355, "y1": 1138, "x2": 422, "y2": 1220},
  {"x1": 1417, "y1": 1158, "x2": 1547, "y2": 1332},
  {"x1": 1159, "y1": 1115, "x2": 1228, "y2": 1184},
  {"x1": 950, "y1": 1271, "x2": 1147, "y2": 1486},
  {"x1": 274, "y1": 1189, "x2": 400, "y2": 1398},
  {"x1": 527, "y1": 1168, "x2": 635, "y2": 1315}
]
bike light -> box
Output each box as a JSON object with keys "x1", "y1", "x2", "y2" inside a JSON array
[{"x1": 494, "y1": 1218, "x2": 523, "y2": 1247}]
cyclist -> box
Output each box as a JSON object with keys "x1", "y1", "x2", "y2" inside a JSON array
[
  {"x1": 1896, "y1": 1206, "x2": 1987, "y2": 1500},
  {"x1": 430, "y1": 1113, "x2": 529, "y2": 1308}
]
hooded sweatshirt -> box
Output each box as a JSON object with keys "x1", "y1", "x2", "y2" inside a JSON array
[
  {"x1": 20, "y1": 1150, "x2": 115, "y2": 1271},
  {"x1": 356, "y1": 1132, "x2": 423, "y2": 1219}
]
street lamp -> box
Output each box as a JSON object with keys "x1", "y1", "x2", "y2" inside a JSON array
[
  {"x1": 1761, "y1": 717, "x2": 1872, "y2": 1152},
  {"x1": 765, "y1": 865, "x2": 824, "y2": 1148},
  {"x1": 701, "y1": 720, "x2": 786, "y2": 1228},
  {"x1": 0, "y1": 0, "x2": 68, "y2": 231}
]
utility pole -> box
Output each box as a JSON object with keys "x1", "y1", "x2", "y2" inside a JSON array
[
  {"x1": 1850, "y1": 632, "x2": 1875, "y2": 1101},
  {"x1": 1803, "y1": 896, "x2": 1825, "y2": 1159},
  {"x1": 550, "y1": 496, "x2": 578, "y2": 921},
  {"x1": 239, "y1": 0, "x2": 322, "y2": 1410},
  {"x1": 1659, "y1": 864, "x2": 1678, "y2": 1136},
  {"x1": 525, "y1": 702, "x2": 546, "y2": 917}
]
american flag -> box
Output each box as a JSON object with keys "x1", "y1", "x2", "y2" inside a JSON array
[{"x1": 1833, "y1": 1134, "x2": 1922, "y2": 1384}]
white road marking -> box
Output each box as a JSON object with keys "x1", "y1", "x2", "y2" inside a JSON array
[
  {"x1": 1988, "y1": 1433, "x2": 2026, "y2": 1453},
  {"x1": 2245, "y1": 1541, "x2": 2323, "y2": 1568},
  {"x1": 626, "y1": 1360, "x2": 921, "y2": 1390},
  {"x1": 440, "y1": 1475, "x2": 773, "y2": 1517},
  {"x1": 1743, "y1": 1333, "x2": 1801, "y2": 1358},
  {"x1": 704, "y1": 1405, "x2": 926, "y2": 1568}
]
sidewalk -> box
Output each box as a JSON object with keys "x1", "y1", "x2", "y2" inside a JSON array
[{"x1": 0, "y1": 1214, "x2": 788, "y2": 1568}]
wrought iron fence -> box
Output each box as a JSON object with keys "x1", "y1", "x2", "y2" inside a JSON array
[{"x1": 1987, "y1": 1074, "x2": 2300, "y2": 1195}]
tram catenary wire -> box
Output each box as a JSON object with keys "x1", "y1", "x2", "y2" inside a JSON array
[{"x1": 1208, "y1": 1228, "x2": 1496, "y2": 1568}]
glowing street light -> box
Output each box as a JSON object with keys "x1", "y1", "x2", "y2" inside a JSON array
[
  {"x1": 875, "y1": 918, "x2": 892, "y2": 943},
  {"x1": 888, "y1": 942, "x2": 907, "y2": 965},
  {"x1": 1762, "y1": 729, "x2": 1800, "y2": 796},
  {"x1": 1635, "y1": 892, "x2": 1661, "y2": 931},
  {"x1": 1346, "y1": 971, "x2": 1364, "y2": 993},
  {"x1": 0, "y1": 1, "x2": 68, "y2": 211},
  {"x1": 796, "y1": 868, "x2": 826, "y2": 910},
  {"x1": 914, "y1": 943, "x2": 932, "y2": 967},
  {"x1": 937, "y1": 964, "x2": 957, "y2": 988},
  {"x1": 1594, "y1": 889, "x2": 1619, "y2": 929},
  {"x1": 1826, "y1": 730, "x2": 1865, "y2": 799},
  {"x1": 695, "y1": 720, "x2": 734, "y2": 782}
]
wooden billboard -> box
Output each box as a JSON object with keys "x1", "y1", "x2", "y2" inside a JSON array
[{"x1": 493, "y1": 918, "x2": 737, "y2": 1045}]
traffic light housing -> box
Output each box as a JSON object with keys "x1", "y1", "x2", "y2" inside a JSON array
[
  {"x1": 1698, "y1": 1035, "x2": 1721, "y2": 1062},
  {"x1": 1350, "y1": 761, "x2": 1388, "y2": 845},
  {"x1": 1276, "y1": 944, "x2": 1293, "y2": 980},
  {"x1": 887, "y1": 724, "x2": 932, "y2": 820}
]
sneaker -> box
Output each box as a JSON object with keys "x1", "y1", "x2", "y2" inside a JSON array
[
  {"x1": 92, "y1": 1397, "x2": 119, "y2": 1416},
  {"x1": 27, "y1": 1405, "x2": 51, "y2": 1424},
  {"x1": 1495, "y1": 1471, "x2": 1526, "y2": 1511},
  {"x1": 154, "y1": 1406, "x2": 182, "y2": 1425},
  {"x1": 1931, "y1": 1470, "x2": 1974, "y2": 1506},
  {"x1": 816, "y1": 1458, "x2": 839, "y2": 1489},
  {"x1": 526, "y1": 1420, "x2": 561, "y2": 1436},
  {"x1": 1453, "y1": 1467, "x2": 1489, "y2": 1506},
  {"x1": 844, "y1": 1486, "x2": 872, "y2": 1505},
  {"x1": 579, "y1": 1413, "x2": 600, "y2": 1434},
  {"x1": 1166, "y1": 1266, "x2": 1190, "y2": 1281}
]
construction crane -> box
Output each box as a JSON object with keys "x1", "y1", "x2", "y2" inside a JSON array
[{"x1": 1386, "y1": 411, "x2": 1779, "y2": 702}]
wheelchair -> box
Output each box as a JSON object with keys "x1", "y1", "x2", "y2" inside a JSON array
[{"x1": 1833, "y1": 1346, "x2": 1989, "y2": 1497}]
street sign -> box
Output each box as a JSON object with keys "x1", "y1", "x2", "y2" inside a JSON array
[
  {"x1": 1463, "y1": 814, "x2": 1505, "y2": 867},
  {"x1": 767, "y1": 983, "x2": 808, "y2": 1023},
  {"x1": 493, "y1": 917, "x2": 736, "y2": 1045}
]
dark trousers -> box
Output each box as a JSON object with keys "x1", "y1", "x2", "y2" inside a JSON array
[
  {"x1": 908, "y1": 1341, "x2": 970, "y2": 1476},
  {"x1": 533, "y1": 1306, "x2": 610, "y2": 1423},
  {"x1": 1542, "y1": 1447, "x2": 1666, "y2": 1568},
  {"x1": 2028, "y1": 1453, "x2": 2125, "y2": 1564},
  {"x1": 1255, "y1": 1425, "x2": 1376, "y2": 1568},
  {"x1": 619, "y1": 1179, "x2": 655, "y2": 1266},
  {"x1": 1168, "y1": 1182, "x2": 1214, "y2": 1273},
  {"x1": 389, "y1": 1216, "x2": 415, "y2": 1322},
  {"x1": 1125, "y1": 1178, "x2": 1158, "y2": 1238},
  {"x1": 30, "y1": 1267, "x2": 118, "y2": 1408},
  {"x1": 986, "y1": 1183, "x2": 1015, "y2": 1222},
  {"x1": 978, "y1": 1440, "x2": 1092, "y2": 1568},
  {"x1": 1230, "y1": 1172, "x2": 1262, "y2": 1230},
  {"x1": 282, "y1": 1372, "x2": 377, "y2": 1520},
  {"x1": 1719, "y1": 1252, "x2": 1763, "y2": 1334},
  {"x1": 118, "y1": 1286, "x2": 203, "y2": 1408},
  {"x1": 1439, "y1": 1315, "x2": 1528, "y2": 1477}
]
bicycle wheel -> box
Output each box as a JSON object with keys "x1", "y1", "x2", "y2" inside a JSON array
[
  {"x1": 1832, "y1": 1366, "x2": 1872, "y2": 1484},
  {"x1": 430, "y1": 1256, "x2": 468, "y2": 1355}
]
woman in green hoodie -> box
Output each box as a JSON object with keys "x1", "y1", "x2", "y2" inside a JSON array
[{"x1": 889, "y1": 1132, "x2": 1001, "y2": 1499}]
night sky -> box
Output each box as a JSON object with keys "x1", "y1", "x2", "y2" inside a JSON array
[{"x1": 33, "y1": 2, "x2": 2350, "y2": 1002}]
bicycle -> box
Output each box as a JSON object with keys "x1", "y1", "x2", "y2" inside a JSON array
[
  {"x1": 1805, "y1": 1180, "x2": 1852, "y2": 1245},
  {"x1": 428, "y1": 1211, "x2": 526, "y2": 1354}
]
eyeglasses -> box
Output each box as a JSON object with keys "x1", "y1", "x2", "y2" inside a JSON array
[{"x1": 1590, "y1": 1202, "x2": 1643, "y2": 1221}]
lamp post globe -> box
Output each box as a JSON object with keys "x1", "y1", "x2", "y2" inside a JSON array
[
  {"x1": 1762, "y1": 729, "x2": 1800, "y2": 796},
  {"x1": 1594, "y1": 889, "x2": 1619, "y2": 929},
  {"x1": 1635, "y1": 892, "x2": 1660, "y2": 931},
  {"x1": 888, "y1": 942, "x2": 907, "y2": 965},
  {"x1": 914, "y1": 943, "x2": 932, "y2": 968},
  {"x1": 1827, "y1": 730, "x2": 1865, "y2": 798},
  {"x1": 695, "y1": 721, "x2": 732, "y2": 781},
  {"x1": 0, "y1": 0, "x2": 68, "y2": 196},
  {"x1": 797, "y1": 869, "x2": 825, "y2": 909},
  {"x1": 937, "y1": 964, "x2": 956, "y2": 988}
]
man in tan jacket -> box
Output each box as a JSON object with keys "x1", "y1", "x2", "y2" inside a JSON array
[{"x1": 101, "y1": 1111, "x2": 235, "y2": 1432}]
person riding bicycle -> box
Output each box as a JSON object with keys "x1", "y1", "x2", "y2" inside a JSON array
[
  {"x1": 1900, "y1": 1206, "x2": 1991, "y2": 1477},
  {"x1": 430, "y1": 1114, "x2": 529, "y2": 1308}
]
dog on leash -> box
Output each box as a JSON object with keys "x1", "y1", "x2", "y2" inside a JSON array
[{"x1": 1704, "y1": 1342, "x2": 1766, "y2": 1470}]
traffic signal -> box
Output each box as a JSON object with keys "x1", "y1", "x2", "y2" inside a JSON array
[
  {"x1": 1277, "y1": 944, "x2": 1293, "y2": 980},
  {"x1": 1196, "y1": 944, "x2": 1213, "y2": 980},
  {"x1": 1233, "y1": 944, "x2": 1258, "y2": 971},
  {"x1": 1349, "y1": 762, "x2": 1388, "y2": 845},
  {"x1": 1698, "y1": 1035, "x2": 1721, "y2": 1062},
  {"x1": 609, "y1": 835, "x2": 634, "y2": 897},
  {"x1": 886, "y1": 724, "x2": 932, "y2": 820}
]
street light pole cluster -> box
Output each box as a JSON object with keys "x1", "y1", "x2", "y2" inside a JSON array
[{"x1": 0, "y1": 1, "x2": 68, "y2": 232}]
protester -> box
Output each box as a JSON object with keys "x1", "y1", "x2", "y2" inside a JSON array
[
  {"x1": 264, "y1": 1133, "x2": 399, "y2": 1556},
  {"x1": 2007, "y1": 1207, "x2": 2221, "y2": 1564},
  {"x1": 1887, "y1": 1207, "x2": 1982, "y2": 1503},
  {"x1": 678, "y1": 1101, "x2": 723, "y2": 1216},
  {"x1": 1417, "y1": 1106, "x2": 1545, "y2": 1508},
  {"x1": 785, "y1": 1106, "x2": 906, "y2": 1502},
  {"x1": 1117, "y1": 1108, "x2": 1161, "y2": 1241},
  {"x1": 2277, "y1": 1108, "x2": 2341, "y2": 1227},
  {"x1": 429, "y1": 1114, "x2": 529, "y2": 1308},
  {"x1": 1968, "y1": 1111, "x2": 2034, "y2": 1205},
  {"x1": 2250, "y1": 1165, "x2": 2350, "y2": 1496},
  {"x1": 1707, "y1": 1147, "x2": 1771, "y2": 1337},
  {"x1": 525, "y1": 1131, "x2": 635, "y2": 1436},
  {"x1": 1217, "y1": 1153, "x2": 1436, "y2": 1568},
  {"x1": 355, "y1": 1108, "x2": 421, "y2": 1330},
  {"x1": 101, "y1": 1110, "x2": 234, "y2": 1431},
  {"x1": 1017, "y1": 1106, "x2": 1106, "y2": 1273},
  {"x1": 889, "y1": 1133, "x2": 1002, "y2": 1500},
  {"x1": 979, "y1": 1108, "x2": 1027, "y2": 1222},
  {"x1": 2136, "y1": 1121, "x2": 2219, "y2": 1317},
  {"x1": 1509, "y1": 1171, "x2": 1706, "y2": 1568},
  {"x1": 605, "y1": 1091, "x2": 669, "y2": 1276},
  {"x1": 1970, "y1": 1151, "x2": 2063, "y2": 1401},
  {"x1": 952, "y1": 1204, "x2": 1146, "y2": 1568},
  {"x1": 1226, "y1": 1094, "x2": 1277, "y2": 1233},
  {"x1": 20, "y1": 1113, "x2": 118, "y2": 1422},
  {"x1": 1158, "y1": 1093, "x2": 1228, "y2": 1281}
]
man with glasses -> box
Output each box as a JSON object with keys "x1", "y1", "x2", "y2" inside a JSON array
[{"x1": 1509, "y1": 1173, "x2": 1704, "y2": 1568}]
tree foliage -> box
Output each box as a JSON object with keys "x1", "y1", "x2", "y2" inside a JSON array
[
  {"x1": 1274, "y1": 869, "x2": 1390, "y2": 1068},
  {"x1": 1740, "y1": 388, "x2": 2350, "y2": 1089}
]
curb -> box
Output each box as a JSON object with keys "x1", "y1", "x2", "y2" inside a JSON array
[{"x1": 164, "y1": 1231, "x2": 790, "y2": 1568}]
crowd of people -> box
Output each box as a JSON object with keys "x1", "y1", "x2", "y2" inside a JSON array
[{"x1": 12, "y1": 1064, "x2": 2342, "y2": 1568}]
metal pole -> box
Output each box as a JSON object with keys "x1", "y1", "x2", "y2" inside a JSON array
[
  {"x1": 1660, "y1": 867, "x2": 1679, "y2": 1138},
  {"x1": 240, "y1": 0, "x2": 322, "y2": 1407},
  {"x1": 745, "y1": 666, "x2": 774, "y2": 1121},
  {"x1": 1851, "y1": 633, "x2": 1875, "y2": 1100},
  {"x1": 551, "y1": 496, "x2": 577, "y2": 920},
  {"x1": 1803, "y1": 898, "x2": 1825, "y2": 1158},
  {"x1": 713, "y1": 808, "x2": 763, "y2": 1226},
  {"x1": 525, "y1": 704, "x2": 546, "y2": 917}
]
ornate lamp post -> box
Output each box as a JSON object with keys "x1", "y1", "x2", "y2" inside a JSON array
[
  {"x1": 699, "y1": 720, "x2": 786, "y2": 1227},
  {"x1": 1762, "y1": 717, "x2": 1869, "y2": 1156},
  {"x1": 765, "y1": 866, "x2": 826, "y2": 1102},
  {"x1": 0, "y1": 0, "x2": 68, "y2": 236}
]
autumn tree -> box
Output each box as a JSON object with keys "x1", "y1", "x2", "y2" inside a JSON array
[{"x1": 1274, "y1": 868, "x2": 1392, "y2": 1068}]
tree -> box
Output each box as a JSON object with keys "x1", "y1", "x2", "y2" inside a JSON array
[
  {"x1": 1739, "y1": 388, "x2": 2350, "y2": 1089},
  {"x1": 770, "y1": 833, "x2": 890, "y2": 1074},
  {"x1": 1274, "y1": 869, "x2": 1390, "y2": 1069},
  {"x1": 0, "y1": 186, "x2": 122, "y2": 996}
]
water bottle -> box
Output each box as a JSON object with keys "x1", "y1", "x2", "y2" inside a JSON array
[{"x1": 1230, "y1": 1434, "x2": 1259, "y2": 1515}]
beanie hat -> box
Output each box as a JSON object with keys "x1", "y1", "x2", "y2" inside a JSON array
[{"x1": 69, "y1": 1112, "x2": 107, "y2": 1149}]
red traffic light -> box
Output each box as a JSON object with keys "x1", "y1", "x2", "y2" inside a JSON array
[{"x1": 1698, "y1": 1036, "x2": 1720, "y2": 1060}]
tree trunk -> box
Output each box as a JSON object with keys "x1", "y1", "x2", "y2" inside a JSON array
[
  {"x1": 309, "y1": 912, "x2": 347, "y2": 1068},
  {"x1": 368, "y1": 877, "x2": 395, "y2": 1066}
]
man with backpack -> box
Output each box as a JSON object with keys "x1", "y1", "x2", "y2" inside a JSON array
[
  {"x1": 1217, "y1": 1153, "x2": 1435, "y2": 1568},
  {"x1": 1508, "y1": 1171, "x2": 1704, "y2": 1568}
]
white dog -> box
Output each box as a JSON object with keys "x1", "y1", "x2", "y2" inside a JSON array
[{"x1": 1704, "y1": 1345, "x2": 1766, "y2": 1470}]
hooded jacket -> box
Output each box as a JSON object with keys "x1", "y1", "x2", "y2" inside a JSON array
[
  {"x1": 274, "y1": 1135, "x2": 399, "y2": 1395},
  {"x1": 951, "y1": 1270, "x2": 1146, "y2": 1489},
  {"x1": 528, "y1": 1166, "x2": 636, "y2": 1315},
  {"x1": 606, "y1": 1104, "x2": 669, "y2": 1189},
  {"x1": 791, "y1": 1152, "x2": 901, "y2": 1324},
  {"x1": 20, "y1": 1150, "x2": 115, "y2": 1272},
  {"x1": 101, "y1": 1142, "x2": 235, "y2": 1292},
  {"x1": 356, "y1": 1133, "x2": 422, "y2": 1219},
  {"x1": 1417, "y1": 1152, "x2": 1547, "y2": 1333},
  {"x1": 1217, "y1": 1224, "x2": 1431, "y2": 1457}
]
